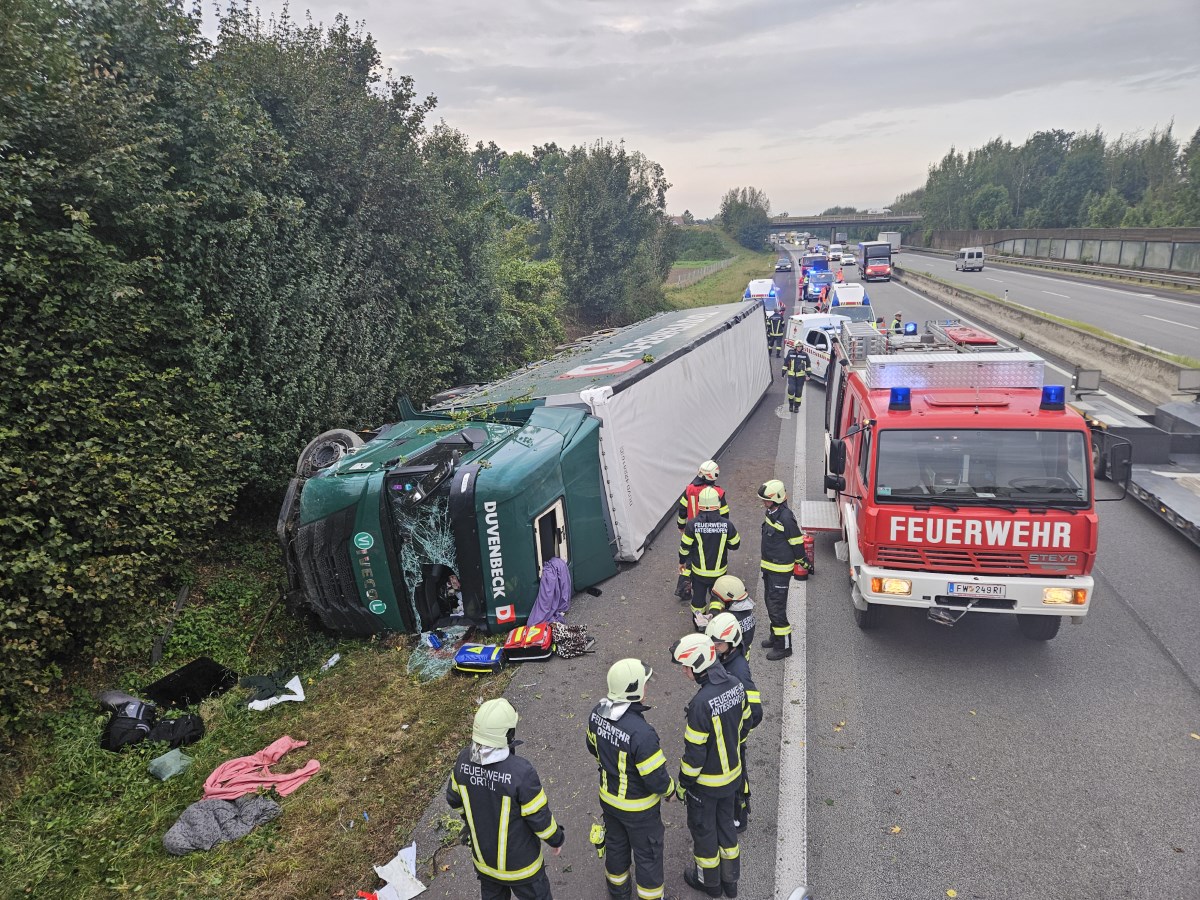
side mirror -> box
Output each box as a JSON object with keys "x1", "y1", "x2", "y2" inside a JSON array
[
  {"x1": 1108, "y1": 440, "x2": 1132, "y2": 500},
  {"x1": 829, "y1": 439, "x2": 847, "y2": 475},
  {"x1": 824, "y1": 474, "x2": 846, "y2": 493}
]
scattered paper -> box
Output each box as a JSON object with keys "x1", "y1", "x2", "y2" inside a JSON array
[
  {"x1": 247, "y1": 676, "x2": 306, "y2": 711},
  {"x1": 321, "y1": 653, "x2": 342, "y2": 672},
  {"x1": 374, "y1": 842, "x2": 425, "y2": 899}
]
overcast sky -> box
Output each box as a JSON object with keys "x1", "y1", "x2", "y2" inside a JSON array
[{"x1": 203, "y1": 1, "x2": 1200, "y2": 217}]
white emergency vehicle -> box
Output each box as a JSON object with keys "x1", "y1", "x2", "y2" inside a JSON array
[{"x1": 783, "y1": 312, "x2": 850, "y2": 382}]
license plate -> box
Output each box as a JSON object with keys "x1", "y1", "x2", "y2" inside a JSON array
[{"x1": 946, "y1": 582, "x2": 1007, "y2": 598}]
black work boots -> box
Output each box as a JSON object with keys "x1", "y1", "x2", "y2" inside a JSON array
[{"x1": 764, "y1": 633, "x2": 793, "y2": 661}]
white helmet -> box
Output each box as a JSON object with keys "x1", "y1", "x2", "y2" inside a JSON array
[
  {"x1": 698, "y1": 460, "x2": 720, "y2": 482},
  {"x1": 705, "y1": 612, "x2": 743, "y2": 648},
  {"x1": 671, "y1": 633, "x2": 717, "y2": 674}
]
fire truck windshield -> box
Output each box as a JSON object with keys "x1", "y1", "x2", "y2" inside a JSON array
[{"x1": 873, "y1": 429, "x2": 1090, "y2": 507}]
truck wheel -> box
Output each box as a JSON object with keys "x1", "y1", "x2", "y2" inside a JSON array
[
  {"x1": 1091, "y1": 435, "x2": 1107, "y2": 480},
  {"x1": 853, "y1": 602, "x2": 880, "y2": 630},
  {"x1": 1017, "y1": 614, "x2": 1061, "y2": 640},
  {"x1": 295, "y1": 428, "x2": 364, "y2": 477}
]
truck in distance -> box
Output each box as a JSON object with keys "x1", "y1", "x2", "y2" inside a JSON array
[{"x1": 857, "y1": 240, "x2": 892, "y2": 281}]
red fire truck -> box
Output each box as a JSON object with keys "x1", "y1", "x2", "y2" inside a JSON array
[{"x1": 801, "y1": 320, "x2": 1120, "y2": 640}]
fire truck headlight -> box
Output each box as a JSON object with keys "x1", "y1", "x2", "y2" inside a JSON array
[
  {"x1": 871, "y1": 577, "x2": 911, "y2": 596},
  {"x1": 1043, "y1": 587, "x2": 1088, "y2": 605}
]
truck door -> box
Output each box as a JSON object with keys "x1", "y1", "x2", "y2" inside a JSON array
[{"x1": 533, "y1": 497, "x2": 569, "y2": 573}]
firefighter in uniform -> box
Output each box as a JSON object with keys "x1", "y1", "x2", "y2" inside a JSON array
[
  {"x1": 705, "y1": 613, "x2": 761, "y2": 833},
  {"x1": 781, "y1": 343, "x2": 810, "y2": 413},
  {"x1": 765, "y1": 311, "x2": 786, "y2": 358},
  {"x1": 671, "y1": 633, "x2": 746, "y2": 899},
  {"x1": 586, "y1": 659, "x2": 675, "y2": 900},
  {"x1": 757, "y1": 479, "x2": 810, "y2": 662},
  {"x1": 676, "y1": 460, "x2": 729, "y2": 531},
  {"x1": 446, "y1": 699, "x2": 565, "y2": 900},
  {"x1": 679, "y1": 487, "x2": 740, "y2": 631},
  {"x1": 702, "y1": 575, "x2": 757, "y2": 662}
]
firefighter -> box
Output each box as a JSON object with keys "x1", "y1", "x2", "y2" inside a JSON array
[
  {"x1": 705, "y1": 613, "x2": 762, "y2": 833},
  {"x1": 671, "y1": 633, "x2": 746, "y2": 899},
  {"x1": 586, "y1": 659, "x2": 675, "y2": 900},
  {"x1": 756, "y1": 479, "x2": 809, "y2": 662},
  {"x1": 892, "y1": 311, "x2": 903, "y2": 334},
  {"x1": 765, "y1": 311, "x2": 786, "y2": 358},
  {"x1": 706, "y1": 575, "x2": 757, "y2": 660},
  {"x1": 679, "y1": 487, "x2": 740, "y2": 631},
  {"x1": 676, "y1": 460, "x2": 729, "y2": 531},
  {"x1": 446, "y1": 699, "x2": 565, "y2": 900},
  {"x1": 835, "y1": 268, "x2": 845, "y2": 283},
  {"x1": 781, "y1": 343, "x2": 810, "y2": 413}
]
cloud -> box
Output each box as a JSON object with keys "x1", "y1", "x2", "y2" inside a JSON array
[{"x1": 205, "y1": 0, "x2": 1200, "y2": 214}]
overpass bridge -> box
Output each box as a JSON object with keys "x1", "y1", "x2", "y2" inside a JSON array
[{"x1": 771, "y1": 212, "x2": 922, "y2": 231}]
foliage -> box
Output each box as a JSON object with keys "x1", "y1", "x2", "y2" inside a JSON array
[
  {"x1": 674, "y1": 226, "x2": 732, "y2": 261},
  {"x1": 901, "y1": 124, "x2": 1200, "y2": 231},
  {"x1": 552, "y1": 140, "x2": 674, "y2": 324},
  {"x1": 0, "y1": 0, "x2": 582, "y2": 737},
  {"x1": 717, "y1": 186, "x2": 772, "y2": 249}
]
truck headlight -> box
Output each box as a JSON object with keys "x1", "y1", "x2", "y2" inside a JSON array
[
  {"x1": 1042, "y1": 587, "x2": 1087, "y2": 605},
  {"x1": 871, "y1": 577, "x2": 911, "y2": 596}
]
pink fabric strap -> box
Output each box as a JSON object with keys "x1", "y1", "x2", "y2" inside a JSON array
[{"x1": 203, "y1": 735, "x2": 321, "y2": 800}]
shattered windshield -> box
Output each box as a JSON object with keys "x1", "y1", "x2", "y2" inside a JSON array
[{"x1": 873, "y1": 429, "x2": 1090, "y2": 507}]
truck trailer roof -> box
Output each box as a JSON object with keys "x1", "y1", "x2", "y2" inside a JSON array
[{"x1": 427, "y1": 301, "x2": 763, "y2": 416}]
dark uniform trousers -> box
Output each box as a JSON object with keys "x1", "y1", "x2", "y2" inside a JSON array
[
  {"x1": 762, "y1": 570, "x2": 792, "y2": 639},
  {"x1": 602, "y1": 806, "x2": 664, "y2": 899},
  {"x1": 478, "y1": 869, "x2": 553, "y2": 900},
  {"x1": 686, "y1": 788, "x2": 741, "y2": 889},
  {"x1": 690, "y1": 574, "x2": 717, "y2": 615}
]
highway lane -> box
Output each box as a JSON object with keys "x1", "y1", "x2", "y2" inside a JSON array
[
  {"x1": 802, "y1": 275, "x2": 1200, "y2": 899},
  {"x1": 901, "y1": 251, "x2": 1200, "y2": 359}
]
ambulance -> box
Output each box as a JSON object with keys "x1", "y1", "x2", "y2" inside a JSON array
[
  {"x1": 744, "y1": 278, "x2": 784, "y2": 314},
  {"x1": 783, "y1": 312, "x2": 850, "y2": 382}
]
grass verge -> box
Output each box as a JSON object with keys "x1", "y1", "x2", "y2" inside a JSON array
[
  {"x1": 906, "y1": 268, "x2": 1200, "y2": 368},
  {"x1": 0, "y1": 525, "x2": 509, "y2": 899},
  {"x1": 666, "y1": 236, "x2": 774, "y2": 309}
]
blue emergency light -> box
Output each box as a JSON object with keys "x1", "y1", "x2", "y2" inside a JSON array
[
  {"x1": 1041, "y1": 385, "x2": 1066, "y2": 410},
  {"x1": 889, "y1": 386, "x2": 912, "y2": 411},
  {"x1": 744, "y1": 287, "x2": 752, "y2": 298},
  {"x1": 904, "y1": 322, "x2": 918, "y2": 335}
]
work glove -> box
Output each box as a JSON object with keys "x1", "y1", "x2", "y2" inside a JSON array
[
  {"x1": 663, "y1": 778, "x2": 677, "y2": 802},
  {"x1": 792, "y1": 562, "x2": 809, "y2": 581},
  {"x1": 675, "y1": 781, "x2": 688, "y2": 802}
]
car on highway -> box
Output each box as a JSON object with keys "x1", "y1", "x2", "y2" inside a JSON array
[
  {"x1": 841, "y1": 254, "x2": 857, "y2": 267},
  {"x1": 775, "y1": 258, "x2": 793, "y2": 272},
  {"x1": 802, "y1": 270, "x2": 835, "y2": 303}
]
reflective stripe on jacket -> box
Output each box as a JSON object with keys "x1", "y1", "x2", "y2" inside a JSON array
[
  {"x1": 782, "y1": 350, "x2": 810, "y2": 379},
  {"x1": 586, "y1": 702, "x2": 674, "y2": 813},
  {"x1": 678, "y1": 662, "x2": 746, "y2": 792},
  {"x1": 721, "y1": 648, "x2": 762, "y2": 739},
  {"x1": 680, "y1": 510, "x2": 740, "y2": 577},
  {"x1": 446, "y1": 749, "x2": 564, "y2": 882},
  {"x1": 760, "y1": 502, "x2": 806, "y2": 573}
]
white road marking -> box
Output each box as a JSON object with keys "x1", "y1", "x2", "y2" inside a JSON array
[
  {"x1": 1143, "y1": 315, "x2": 1198, "y2": 330},
  {"x1": 893, "y1": 281, "x2": 1147, "y2": 415},
  {"x1": 1042, "y1": 290, "x2": 1070, "y2": 298},
  {"x1": 986, "y1": 277, "x2": 1005, "y2": 283},
  {"x1": 774, "y1": 395, "x2": 809, "y2": 900}
]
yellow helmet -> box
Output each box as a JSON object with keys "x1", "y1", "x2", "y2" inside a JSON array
[
  {"x1": 472, "y1": 698, "x2": 519, "y2": 749},
  {"x1": 705, "y1": 612, "x2": 743, "y2": 648},
  {"x1": 607, "y1": 658, "x2": 652, "y2": 702},
  {"x1": 711, "y1": 575, "x2": 748, "y2": 605},
  {"x1": 757, "y1": 479, "x2": 787, "y2": 504},
  {"x1": 698, "y1": 460, "x2": 720, "y2": 481},
  {"x1": 697, "y1": 486, "x2": 722, "y2": 511},
  {"x1": 671, "y1": 633, "x2": 717, "y2": 673}
]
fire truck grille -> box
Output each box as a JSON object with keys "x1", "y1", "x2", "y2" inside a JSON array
[
  {"x1": 294, "y1": 505, "x2": 381, "y2": 635},
  {"x1": 876, "y1": 545, "x2": 1031, "y2": 574}
]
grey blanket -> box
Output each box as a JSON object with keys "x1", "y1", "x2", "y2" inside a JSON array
[{"x1": 163, "y1": 795, "x2": 281, "y2": 855}]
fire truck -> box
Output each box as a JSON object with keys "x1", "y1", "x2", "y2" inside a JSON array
[{"x1": 801, "y1": 320, "x2": 1117, "y2": 640}]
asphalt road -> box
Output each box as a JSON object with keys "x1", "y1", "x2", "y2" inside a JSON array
[
  {"x1": 899, "y1": 251, "x2": 1200, "y2": 359},
  {"x1": 408, "y1": 258, "x2": 1199, "y2": 900}
]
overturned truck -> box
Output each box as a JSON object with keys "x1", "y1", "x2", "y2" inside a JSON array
[{"x1": 278, "y1": 301, "x2": 772, "y2": 635}]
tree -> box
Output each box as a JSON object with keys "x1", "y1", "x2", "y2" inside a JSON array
[
  {"x1": 681, "y1": 209, "x2": 695, "y2": 225},
  {"x1": 970, "y1": 185, "x2": 1012, "y2": 229},
  {"x1": 1083, "y1": 189, "x2": 1129, "y2": 227},
  {"x1": 552, "y1": 141, "x2": 673, "y2": 324},
  {"x1": 718, "y1": 187, "x2": 771, "y2": 249}
]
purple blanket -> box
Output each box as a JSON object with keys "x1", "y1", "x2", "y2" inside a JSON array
[{"x1": 527, "y1": 557, "x2": 573, "y2": 625}]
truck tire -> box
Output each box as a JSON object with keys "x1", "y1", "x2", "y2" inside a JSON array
[
  {"x1": 1017, "y1": 614, "x2": 1061, "y2": 640},
  {"x1": 853, "y1": 602, "x2": 881, "y2": 630},
  {"x1": 295, "y1": 428, "x2": 364, "y2": 478}
]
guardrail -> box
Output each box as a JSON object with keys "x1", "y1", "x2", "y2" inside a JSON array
[
  {"x1": 666, "y1": 258, "x2": 736, "y2": 288},
  {"x1": 902, "y1": 247, "x2": 1200, "y2": 292},
  {"x1": 893, "y1": 265, "x2": 1189, "y2": 406}
]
